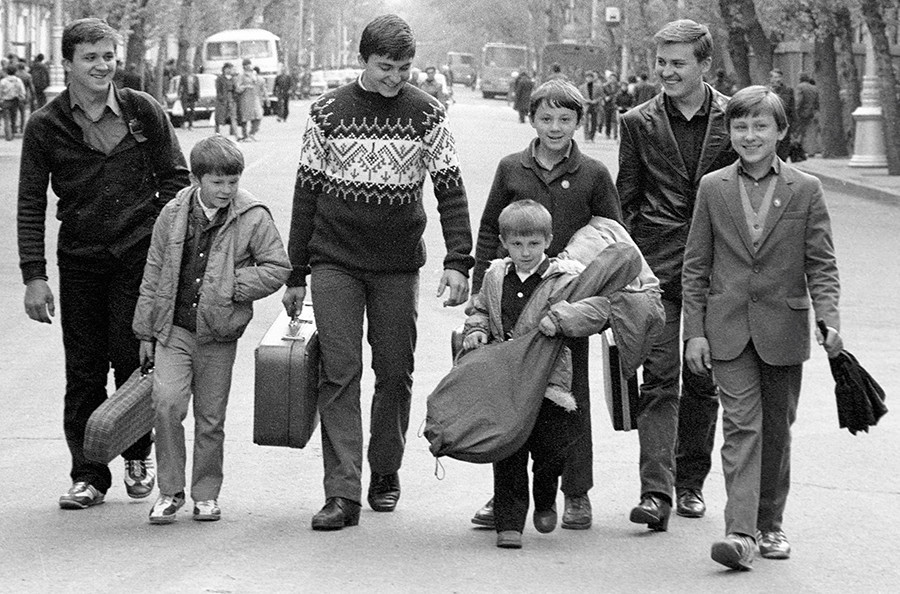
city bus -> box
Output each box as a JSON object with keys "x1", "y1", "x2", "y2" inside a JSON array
[
  {"x1": 201, "y1": 29, "x2": 282, "y2": 112},
  {"x1": 540, "y1": 42, "x2": 608, "y2": 86},
  {"x1": 447, "y1": 51, "x2": 476, "y2": 88},
  {"x1": 480, "y1": 42, "x2": 528, "y2": 99}
]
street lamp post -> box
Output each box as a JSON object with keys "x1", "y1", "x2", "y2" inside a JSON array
[
  {"x1": 849, "y1": 24, "x2": 888, "y2": 168},
  {"x1": 44, "y1": 0, "x2": 65, "y2": 102}
]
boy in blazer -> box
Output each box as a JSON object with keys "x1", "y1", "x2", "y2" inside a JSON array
[{"x1": 682, "y1": 86, "x2": 843, "y2": 570}]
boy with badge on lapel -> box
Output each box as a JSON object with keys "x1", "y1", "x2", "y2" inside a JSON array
[{"x1": 681, "y1": 85, "x2": 843, "y2": 571}]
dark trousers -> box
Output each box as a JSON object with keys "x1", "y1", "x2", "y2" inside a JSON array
[
  {"x1": 310, "y1": 264, "x2": 418, "y2": 503},
  {"x1": 561, "y1": 337, "x2": 592, "y2": 496},
  {"x1": 277, "y1": 92, "x2": 290, "y2": 120},
  {"x1": 638, "y1": 298, "x2": 718, "y2": 501},
  {"x1": 601, "y1": 106, "x2": 617, "y2": 138},
  {"x1": 181, "y1": 97, "x2": 197, "y2": 127},
  {"x1": 59, "y1": 262, "x2": 153, "y2": 493},
  {"x1": 493, "y1": 398, "x2": 581, "y2": 533},
  {"x1": 2, "y1": 99, "x2": 18, "y2": 140}
]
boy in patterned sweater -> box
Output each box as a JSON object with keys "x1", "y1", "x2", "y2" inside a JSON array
[{"x1": 281, "y1": 14, "x2": 474, "y2": 531}]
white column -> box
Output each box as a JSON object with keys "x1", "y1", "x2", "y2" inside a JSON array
[
  {"x1": 43, "y1": 0, "x2": 65, "y2": 101},
  {"x1": 849, "y1": 24, "x2": 887, "y2": 168}
]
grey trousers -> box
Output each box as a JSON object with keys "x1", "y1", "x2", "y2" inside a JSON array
[
  {"x1": 712, "y1": 342, "x2": 801, "y2": 537},
  {"x1": 310, "y1": 264, "x2": 419, "y2": 504},
  {"x1": 152, "y1": 326, "x2": 237, "y2": 501}
]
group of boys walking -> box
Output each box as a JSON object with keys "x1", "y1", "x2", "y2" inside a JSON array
[{"x1": 17, "y1": 14, "x2": 841, "y2": 572}]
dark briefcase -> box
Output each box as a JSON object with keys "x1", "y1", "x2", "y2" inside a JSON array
[
  {"x1": 253, "y1": 306, "x2": 320, "y2": 448},
  {"x1": 84, "y1": 364, "x2": 155, "y2": 464},
  {"x1": 600, "y1": 329, "x2": 641, "y2": 431}
]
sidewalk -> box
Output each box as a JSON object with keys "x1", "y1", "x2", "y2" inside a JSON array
[{"x1": 795, "y1": 156, "x2": 900, "y2": 203}]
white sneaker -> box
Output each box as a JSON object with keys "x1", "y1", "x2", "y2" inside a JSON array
[
  {"x1": 149, "y1": 492, "x2": 185, "y2": 524},
  {"x1": 124, "y1": 458, "x2": 156, "y2": 499},
  {"x1": 193, "y1": 499, "x2": 221, "y2": 521}
]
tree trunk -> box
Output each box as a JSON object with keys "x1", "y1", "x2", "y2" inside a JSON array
[
  {"x1": 177, "y1": 0, "x2": 195, "y2": 70},
  {"x1": 718, "y1": 0, "x2": 752, "y2": 88},
  {"x1": 545, "y1": 0, "x2": 566, "y2": 44},
  {"x1": 815, "y1": 34, "x2": 848, "y2": 158},
  {"x1": 736, "y1": 0, "x2": 774, "y2": 83},
  {"x1": 834, "y1": 6, "x2": 860, "y2": 154},
  {"x1": 859, "y1": 0, "x2": 900, "y2": 175}
]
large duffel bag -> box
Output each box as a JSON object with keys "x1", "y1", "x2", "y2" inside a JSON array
[
  {"x1": 84, "y1": 364, "x2": 154, "y2": 464},
  {"x1": 253, "y1": 307, "x2": 320, "y2": 449}
]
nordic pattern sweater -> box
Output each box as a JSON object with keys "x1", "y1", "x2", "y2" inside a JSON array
[{"x1": 286, "y1": 80, "x2": 473, "y2": 287}]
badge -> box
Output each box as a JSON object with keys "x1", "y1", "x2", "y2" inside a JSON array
[
  {"x1": 561, "y1": 180, "x2": 570, "y2": 189},
  {"x1": 773, "y1": 199, "x2": 781, "y2": 207}
]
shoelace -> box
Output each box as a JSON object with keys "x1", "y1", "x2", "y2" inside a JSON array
[{"x1": 127, "y1": 460, "x2": 146, "y2": 480}]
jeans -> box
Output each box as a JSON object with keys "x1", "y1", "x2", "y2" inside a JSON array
[
  {"x1": 152, "y1": 326, "x2": 237, "y2": 501},
  {"x1": 637, "y1": 298, "x2": 718, "y2": 502},
  {"x1": 310, "y1": 264, "x2": 419, "y2": 503},
  {"x1": 59, "y1": 261, "x2": 153, "y2": 493}
]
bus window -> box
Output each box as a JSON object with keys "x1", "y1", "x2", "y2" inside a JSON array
[
  {"x1": 206, "y1": 41, "x2": 238, "y2": 61},
  {"x1": 240, "y1": 40, "x2": 273, "y2": 60}
]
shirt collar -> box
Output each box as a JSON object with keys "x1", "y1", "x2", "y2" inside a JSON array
[
  {"x1": 69, "y1": 83, "x2": 120, "y2": 121},
  {"x1": 664, "y1": 84, "x2": 711, "y2": 120},
  {"x1": 737, "y1": 155, "x2": 781, "y2": 180},
  {"x1": 505, "y1": 255, "x2": 550, "y2": 279},
  {"x1": 531, "y1": 138, "x2": 573, "y2": 170}
]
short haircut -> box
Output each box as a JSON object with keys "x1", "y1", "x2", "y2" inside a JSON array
[
  {"x1": 222, "y1": 62, "x2": 233, "y2": 71},
  {"x1": 529, "y1": 79, "x2": 585, "y2": 122},
  {"x1": 35, "y1": 53, "x2": 44, "y2": 62},
  {"x1": 725, "y1": 85, "x2": 789, "y2": 132},
  {"x1": 799, "y1": 72, "x2": 813, "y2": 84},
  {"x1": 359, "y1": 14, "x2": 416, "y2": 62},
  {"x1": 499, "y1": 199, "x2": 553, "y2": 239},
  {"x1": 5, "y1": 65, "x2": 15, "y2": 76},
  {"x1": 62, "y1": 18, "x2": 122, "y2": 62},
  {"x1": 654, "y1": 19, "x2": 713, "y2": 63},
  {"x1": 190, "y1": 135, "x2": 245, "y2": 179}
]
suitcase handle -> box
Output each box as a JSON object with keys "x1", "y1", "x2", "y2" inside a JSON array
[{"x1": 285, "y1": 314, "x2": 313, "y2": 340}]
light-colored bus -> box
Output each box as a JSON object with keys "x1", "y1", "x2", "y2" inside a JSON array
[
  {"x1": 447, "y1": 51, "x2": 476, "y2": 88},
  {"x1": 202, "y1": 29, "x2": 281, "y2": 112},
  {"x1": 480, "y1": 42, "x2": 528, "y2": 99}
]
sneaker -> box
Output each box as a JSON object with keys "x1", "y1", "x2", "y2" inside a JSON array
[
  {"x1": 757, "y1": 530, "x2": 791, "y2": 559},
  {"x1": 193, "y1": 500, "x2": 221, "y2": 521},
  {"x1": 59, "y1": 482, "x2": 105, "y2": 509},
  {"x1": 149, "y1": 492, "x2": 185, "y2": 524},
  {"x1": 124, "y1": 458, "x2": 156, "y2": 499}
]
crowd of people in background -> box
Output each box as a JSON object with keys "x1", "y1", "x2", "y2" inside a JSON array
[{"x1": 0, "y1": 53, "x2": 49, "y2": 140}]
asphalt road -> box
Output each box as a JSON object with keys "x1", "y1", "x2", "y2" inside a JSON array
[{"x1": 0, "y1": 86, "x2": 898, "y2": 593}]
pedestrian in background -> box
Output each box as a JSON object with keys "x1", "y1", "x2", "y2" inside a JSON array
[
  {"x1": 0, "y1": 65, "x2": 26, "y2": 140},
  {"x1": 30, "y1": 53, "x2": 50, "y2": 109},
  {"x1": 17, "y1": 17, "x2": 190, "y2": 510},
  {"x1": 215, "y1": 62, "x2": 238, "y2": 138},
  {"x1": 468, "y1": 79, "x2": 623, "y2": 532},
  {"x1": 513, "y1": 71, "x2": 534, "y2": 124},
  {"x1": 273, "y1": 63, "x2": 294, "y2": 122},
  {"x1": 600, "y1": 71, "x2": 620, "y2": 139},
  {"x1": 281, "y1": 13, "x2": 473, "y2": 531},
  {"x1": 632, "y1": 72, "x2": 659, "y2": 105},
  {"x1": 794, "y1": 72, "x2": 820, "y2": 157},
  {"x1": 578, "y1": 70, "x2": 601, "y2": 141},
  {"x1": 767, "y1": 69, "x2": 794, "y2": 160},
  {"x1": 15, "y1": 62, "x2": 35, "y2": 127},
  {"x1": 683, "y1": 85, "x2": 842, "y2": 570},
  {"x1": 178, "y1": 64, "x2": 200, "y2": 130},
  {"x1": 617, "y1": 19, "x2": 737, "y2": 533},
  {"x1": 235, "y1": 58, "x2": 267, "y2": 141},
  {"x1": 134, "y1": 135, "x2": 290, "y2": 525}
]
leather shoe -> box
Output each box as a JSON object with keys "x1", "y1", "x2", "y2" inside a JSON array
[
  {"x1": 533, "y1": 505, "x2": 557, "y2": 534},
  {"x1": 757, "y1": 530, "x2": 791, "y2": 559},
  {"x1": 711, "y1": 533, "x2": 757, "y2": 570},
  {"x1": 311, "y1": 497, "x2": 361, "y2": 531},
  {"x1": 496, "y1": 530, "x2": 522, "y2": 549},
  {"x1": 676, "y1": 488, "x2": 706, "y2": 518},
  {"x1": 561, "y1": 493, "x2": 592, "y2": 530},
  {"x1": 629, "y1": 494, "x2": 671, "y2": 532},
  {"x1": 471, "y1": 497, "x2": 494, "y2": 528},
  {"x1": 367, "y1": 472, "x2": 400, "y2": 512}
]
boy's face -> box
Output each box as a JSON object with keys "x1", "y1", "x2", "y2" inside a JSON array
[
  {"x1": 63, "y1": 39, "x2": 117, "y2": 98},
  {"x1": 193, "y1": 172, "x2": 241, "y2": 209},
  {"x1": 531, "y1": 102, "x2": 579, "y2": 153},
  {"x1": 358, "y1": 53, "x2": 413, "y2": 97},
  {"x1": 500, "y1": 232, "x2": 552, "y2": 272},
  {"x1": 655, "y1": 42, "x2": 710, "y2": 101},
  {"x1": 729, "y1": 112, "x2": 787, "y2": 169}
]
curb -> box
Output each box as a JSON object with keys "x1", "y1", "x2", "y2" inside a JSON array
[{"x1": 797, "y1": 166, "x2": 899, "y2": 205}]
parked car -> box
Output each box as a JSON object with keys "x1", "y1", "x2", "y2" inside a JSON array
[
  {"x1": 309, "y1": 70, "x2": 327, "y2": 96},
  {"x1": 165, "y1": 73, "x2": 218, "y2": 127}
]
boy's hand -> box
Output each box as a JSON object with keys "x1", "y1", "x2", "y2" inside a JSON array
[
  {"x1": 685, "y1": 337, "x2": 712, "y2": 376},
  {"x1": 282, "y1": 286, "x2": 306, "y2": 317},
  {"x1": 436, "y1": 269, "x2": 469, "y2": 307},
  {"x1": 139, "y1": 340, "x2": 155, "y2": 368},
  {"x1": 463, "y1": 330, "x2": 487, "y2": 350},
  {"x1": 538, "y1": 315, "x2": 557, "y2": 337},
  {"x1": 816, "y1": 324, "x2": 844, "y2": 359},
  {"x1": 24, "y1": 278, "x2": 55, "y2": 324}
]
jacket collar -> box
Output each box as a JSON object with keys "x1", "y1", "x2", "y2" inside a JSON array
[
  {"x1": 636, "y1": 83, "x2": 731, "y2": 183},
  {"x1": 518, "y1": 138, "x2": 583, "y2": 182},
  {"x1": 718, "y1": 159, "x2": 797, "y2": 253}
]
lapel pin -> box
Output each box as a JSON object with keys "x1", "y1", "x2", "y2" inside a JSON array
[
  {"x1": 561, "y1": 180, "x2": 570, "y2": 189},
  {"x1": 773, "y1": 199, "x2": 781, "y2": 207}
]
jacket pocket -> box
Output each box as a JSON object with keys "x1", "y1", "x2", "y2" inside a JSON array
[
  {"x1": 204, "y1": 300, "x2": 253, "y2": 341},
  {"x1": 785, "y1": 295, "x2": 811, "y2": 310}
]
